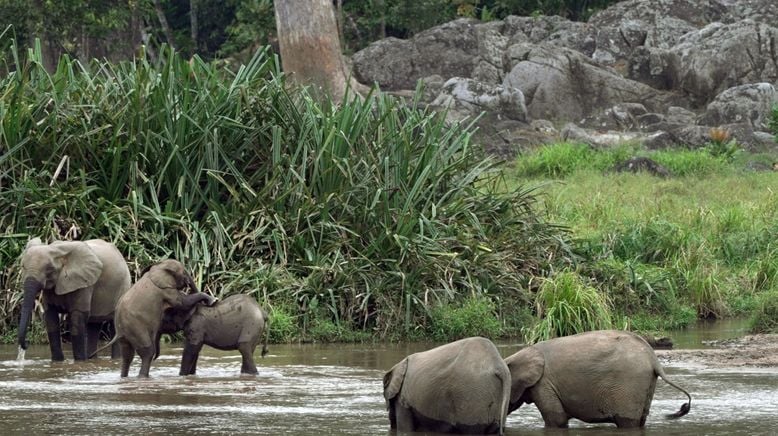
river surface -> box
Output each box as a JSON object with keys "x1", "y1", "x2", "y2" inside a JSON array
[{"x1": 1, "y1": 323, "x2": 777, "y2": 435}]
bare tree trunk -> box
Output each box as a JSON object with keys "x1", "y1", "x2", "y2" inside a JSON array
[
  {"x1": 190, "y1": 0, "x2": 199, "y2": 54},
  {"x1": 335, "y1": 0, "x2": 344, "y2": 49},
  {"x1": 152, "y1": 0, "x2": 176, "y2": 50},
  {"x1": 274, "y1": 0, "x2": 362, "y2": 101}
]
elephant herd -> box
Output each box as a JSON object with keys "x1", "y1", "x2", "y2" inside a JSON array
[
  {"x1": 16, "y1": 237, "x2": 691, "y2": 434},
  {"x1": 16, "y1": 238, "x2": 269, "y2": 377},
  {"x1": 387, "y1": 332, "x2": 692, "y2": 433}
]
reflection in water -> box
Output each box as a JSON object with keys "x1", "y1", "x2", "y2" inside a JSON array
[{"x1": 0, "y1": 336, "x2": 776, "y2": 435}]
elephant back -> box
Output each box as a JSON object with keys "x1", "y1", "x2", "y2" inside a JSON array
[
  {"x1": 86, "y1": 239, "x2": 132, "y2": 319},
  {"x1": 402, "y1": 337, "x2": 509, "y2": 428}
]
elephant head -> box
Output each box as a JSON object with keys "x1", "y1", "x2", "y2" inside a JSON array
[
  {"x1": 141, "y1": 259, "x2": 199, "y2": 295},
  {"x1": 504, "y1": 346, "x2": 545, "y2": 413},
  {"x1": 18, "y1": 238, "x2": 103, "y2": 349}
]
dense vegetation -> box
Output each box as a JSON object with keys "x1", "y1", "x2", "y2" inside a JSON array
[
  {"x1": 510, "y1": 143, "x2": 778, "y2": 337},
  {"x1": 0, "y1": 34, "x2": 571, "y2": 344},
  {"x1": 0, "y1": 0, "x2": 624, "y2": 62}
]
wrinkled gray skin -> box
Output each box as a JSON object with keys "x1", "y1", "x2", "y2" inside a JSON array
[
  {"x1": 91, "y1": 259, "x2": 216, "y2": 377},
  {"x1": 17, "y1": 238, "x2": 131, "y2": 361},
  {"x1": 160, "y1": 294, "x2": 270, "y2": 375},
  {"x1": 383, "y1": 336, "x2": 510, "y2": 434},
  {"x1": 505, "y1": 329, "x2": 692, "y2": 428}
]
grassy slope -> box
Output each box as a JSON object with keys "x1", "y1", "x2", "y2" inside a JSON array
[{"x1": 506, "y1": 143, "x2": 778, "y2": 336}]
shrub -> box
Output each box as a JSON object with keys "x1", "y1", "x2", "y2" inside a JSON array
[
  {"x1": 524, "y1": 270, "x2": 613, "y2": 343},
  {"x1": 428, "y1": 296, "x2": 502, "y2": 341}
]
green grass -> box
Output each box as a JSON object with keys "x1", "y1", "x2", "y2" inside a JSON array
[
  {"x1": 750, "y1": 290, "x2": 778, "y2": 334},
  {"x1": 509, "y1": 142, "x2": 778, "y2": 332}
]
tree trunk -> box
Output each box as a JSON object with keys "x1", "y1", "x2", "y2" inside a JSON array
[
  {"x1": 190, "y1": 0, "x2": 199, "y2": 54},
  {"x1": 274, "y1": 0, "x2": 359, "y2": 101},
  {"x1": 152, "y1": 0, "x2": 176, "y2": 50},
  {"x1": 335, "y1": 0, "x2": 344, "y2": 49}
]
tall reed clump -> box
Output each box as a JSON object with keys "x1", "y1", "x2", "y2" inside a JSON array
[
  {"x1": 0, "y1": 34, "x2": 571, "y2": 341},
  {"x1": 524, "y1": 270, "x2": 613, "y2": 343}
]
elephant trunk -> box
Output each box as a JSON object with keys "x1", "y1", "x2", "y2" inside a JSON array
[
  {"x1": 186, "y1": 275, "x2": 199, "y2": 294},
  {"x1": 18, "y1": 278, "x2": 43, "y2": 349}
]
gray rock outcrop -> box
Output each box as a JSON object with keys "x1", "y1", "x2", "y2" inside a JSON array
[{"x1": 350, "y1": 0, "x2": 778, "y2": 156}]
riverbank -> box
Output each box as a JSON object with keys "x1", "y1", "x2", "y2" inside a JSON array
[{"x1": 658, "y1": 333, "x2": 778, "y2": 367}]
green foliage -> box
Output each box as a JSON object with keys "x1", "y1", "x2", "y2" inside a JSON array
[
  {"x1": 524, "y1": 270, "x2": 613, "y2": 343},
  {"x1": 749, "y1": 290, "x2": 778, "y2": 334},
  {"x1": 428, "y1": 296, "x2": 502, "y2": 341},
  {"x1": 0, "y1": 37, "x2": 569, "y2": 342},
  {"x1": 266, "y1": 305, "x2": 300, "y2": 343},
  {"x1": 769, "y1": 105, "x2": 778, "y2": 140}
]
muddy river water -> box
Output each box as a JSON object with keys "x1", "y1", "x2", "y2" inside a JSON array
[{"x1": 1, "y1": 322, "x2": 777, "y2": 435}]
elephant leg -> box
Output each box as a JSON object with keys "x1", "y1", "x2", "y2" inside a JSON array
[
  {"x1": 615, "y1": 416, "x2": 643, "y2": 428},
  {"x1": 44, "y1": 308, "x2": 65, "y2": 361},
  {"x1": 533, "y1": 387, "x2": 570, "y2": 428},
  {"x1": 119, "y1": 340, "x2": 134, "y2": 378},
  {"x1": 137, "y1": 345, "x2": 155, "y2": 378},
  {"x1": 394, "y1": 404, "x2": 416, "y2": 432},
  {"x1": 238, "y1": 342, "x2": 258, "y2": 375},
  {"x1": 69, "y1": 310, "x2": 90, "y2": 360},
  {"x1": 180, "y1": 341, "x2": 203, "y2": 376},
  {"x1": 86, "y1": 323, "x2": 100, "y2": 358}
]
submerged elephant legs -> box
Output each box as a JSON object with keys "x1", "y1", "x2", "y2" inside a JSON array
[{"x1": 44, "y1": 308, "x2": 64, "y2": 362}]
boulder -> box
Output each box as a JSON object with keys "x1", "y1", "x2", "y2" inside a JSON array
[
  {"x1": 589, "y1": 0, "x2": 727, "y2": 72},
  {"x1": 430, "y1": 77, "x2": 527, "y2": 123},
  {"x1": 352, "y1": 37, "x2": 416, "y2": 90},
  {"x1": 720, "y1": 0, "x2": 778, "y2": 25},
  {"x1": 503, "y1": 44, "x2": 678, "y2": 121},
  {"x1": 613, "y1": 157, "x2": 671, "y2": 177},
  {"x1": 699, "y1": 83, "x2": 778, "y2": 130},
  {"x1": 669, "y1": 20, "x2": 778, "y2": 105}
]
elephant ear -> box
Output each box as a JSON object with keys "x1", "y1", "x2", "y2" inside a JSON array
[
  {"x1": 50, "y1": 241, "x2": 103, "y2": 295},
  {"x1": 506, "y1": 346, "x2": 544, "y2": 405},
  {"x1": 25, "y1": 237, "x2": 43, "y2": 250},
  {"x1": 383, "y1": 358, "x2": 408, "y2": 401}
]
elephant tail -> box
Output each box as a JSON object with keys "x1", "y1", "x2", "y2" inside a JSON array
[
  {"x1": 89, "y1": 334, "x2": 120, "y2": 358},
  {"x1": 657, "y1": 367, "x2": 692, "y2": 419},
  {"x1": 260, "y1": 310, "x2": 270, "y2": 358}
]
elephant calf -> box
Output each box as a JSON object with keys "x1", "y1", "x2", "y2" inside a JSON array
[
  {"x1": 92, "y1": 259, "x2": 216, "y2": 377},
  {"x1": 505, "y1": 329, "x2": 692, "y2": 428},
  {"x1": 162, "y1": 294, "x2": 270, "y2": 375},
  {"x1": 383, "y1": 336, "x2": 510, "y2": 434}
]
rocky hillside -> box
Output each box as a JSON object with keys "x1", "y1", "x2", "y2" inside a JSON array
[{"x1": 351, "y1": 0, "x2": 778, "y2": 157}]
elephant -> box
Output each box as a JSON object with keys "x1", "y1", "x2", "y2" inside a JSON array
[
  {"x1": 17, "y1": 237, "x2": 131, "y2": 361},
  {"x1": 383, "y1": 336, "x2": 511, "y2": 434},
  {"x1": 92, "y1": 259, "x2": 216, "y2": 377},
  {"x1": 504, "y1": 329, "x2": 692, "y2": 428},
  {"x1": 160, "y1": 294, "x2": 270, "y2": 375}
]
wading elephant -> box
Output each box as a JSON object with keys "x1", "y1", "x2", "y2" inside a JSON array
[
  {"x1": 161, "y1": 294, "x2": 270, "y2": 375},
  {"x1": 383, "y1": 336, "x2": 510, "y2": 434},
  {"x1": 92, "y1": 259, "x2": 216, "y2": 377},
  {"x1": 505, "y1": 329, "x2": 692, "y2": 428},
  {"x1": 17, "y1": 238, "x2": 131, "y2": 361}
]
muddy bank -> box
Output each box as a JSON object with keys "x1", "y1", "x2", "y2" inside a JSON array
[{"x1": 658, "y1": 333, "x2": 778, "y2": 368}]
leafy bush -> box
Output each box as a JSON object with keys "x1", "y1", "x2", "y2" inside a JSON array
[
  {"x1": 428, "y1": 296, "x2": 502, "y2": 341},
  {"x1": 524, "y1": 270, "x2": 613, "y2": 343}
]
